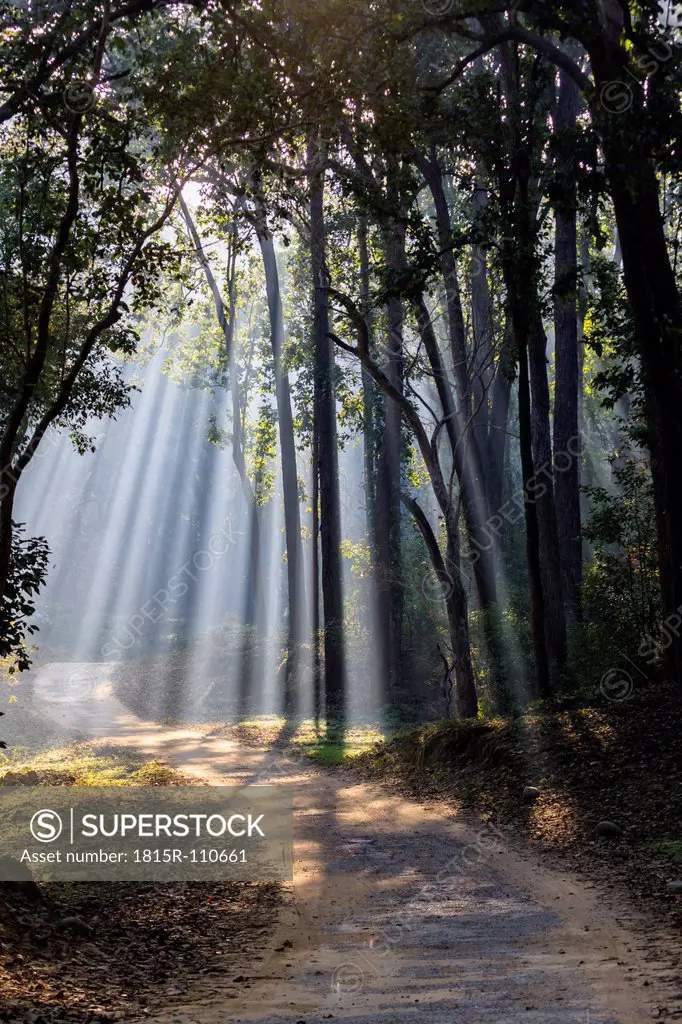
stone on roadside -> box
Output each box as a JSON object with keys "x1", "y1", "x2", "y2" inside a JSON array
[
  {"x1": 666, "y1": 880, "x2": 682, "y2": 894},
  {"x1": 522, "y1": 786, "x2": 541, "y2": 804},
  {"x1": 596, "y1": 820, "x2": 623, "y2": 838},
  {"x1": 0, "y1": 855, "x2": 42, "y2": 898},
  {"x1": 55, "y1": 916, "x2": 93, "y2": 936}
]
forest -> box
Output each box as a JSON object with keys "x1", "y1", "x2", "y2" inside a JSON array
[{"x1": 0, "y1": 1, "x2": 681, "y2": 1022}]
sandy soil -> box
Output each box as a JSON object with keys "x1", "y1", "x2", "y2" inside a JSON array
[{"x1": 16, "y1": 663, "x2": 682, "y2": 1023}]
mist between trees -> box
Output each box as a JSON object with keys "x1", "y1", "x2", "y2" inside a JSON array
[{"x1": 1, "y1": 0, "x2": 681, "y2": 733}]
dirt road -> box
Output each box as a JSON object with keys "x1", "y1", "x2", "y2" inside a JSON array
[{"x1": 25, "y1": 663, "x2": 678, "y2": 1023}]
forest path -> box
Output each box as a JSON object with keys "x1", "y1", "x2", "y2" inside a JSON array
[{"x1": 31, "y1": 665, "x2": 670, "y2": 1024}]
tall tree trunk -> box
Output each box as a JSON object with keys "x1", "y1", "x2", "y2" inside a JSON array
[
  {"x1": 0, "y1": 474, "x2": 18, "y2": 633},
  {"x1": 573, "y1": 20, "x2": 682, "y2": 678},
  {"x1": 443, "y1": 507, "x2": 478, "y2": 718},
  {"x1": 517, "y1": 338, "x2": 550, "y2": 697},
  {"x1": 328, "y1": 285, "x2": 478, "y2": 715},
  {"x1": 419, "y1": 152, "x2": 499, "y2": 600},
  {"x1": 499, "y1": 121, "x2": 567, "y2": 686},
  {"x1": 412, "y1": 294, "x2": 509, "y2": 703},
  {"x1": 494, "y1": 40, "x2": 567, "y2": 685},
  {"x1": 257, "y1": 228, "x2": 307, "y2": 712},
  {"x1": 180, "y1": 192, "x2": 266, "y2": 717},
  {"x1": 418, "y1": 149, "x2": 469, "y2": 407},
  {"x1": 375, "y1": 214, "x2": 405, "y2": 703},
  {"x1": 527, "y1": 308, "x2": 568, "y2": 678},
  {"x1": 470, "y1": 185, "x2": 495, "y2": 459},
  {"x1": 600, "y1": 134, "x2": 682, "y2": 682},
  {"x1": 502, "y1": 214, "x2": 566, "y2": 691},
  {"x1": 311, "y1": 422, "x2": 322, "y2": 725},
  {"x1": 309, "y1": 163, "x2": 346, "y2": 726},
  {"x1": 553, "y1": 70, "x2": 582, "y2": 625},
  {"x1": 616, "y1": 192, "x2": 682, "y2": 681},
  {"x1": 231, "y1": 392, "x2": 264, "y2": 632},
  {"x1": 470, "y1": 197, "x2": 515, "y2": 525},
  {"x1": 357, "y1": 215, "x2": 377, "y2": 549},
  {"x1": 179, "y1": 195, "x2": 266, "y2": 630},
  {"x1": 401, "y1": 494, "x2": 478, "y2": 718},
  {"x1": 487, "y1": 324, "x2": 515, "y2": 516}
]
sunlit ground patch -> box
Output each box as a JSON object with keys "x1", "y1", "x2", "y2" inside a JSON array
[
  {"x1": 207, "y1": 715, "x2": 385, "y2": 763},
  {"x1": 289, "y1": 720, "x2": 385, "y2": 765},
  {"x1": 0, "y1": 742, "x2": 198, "y2": 787}
]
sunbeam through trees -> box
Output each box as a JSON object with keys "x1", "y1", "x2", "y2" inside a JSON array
[{"x1": 0, "y1": 1, "x2": 681, "y2": 1021}]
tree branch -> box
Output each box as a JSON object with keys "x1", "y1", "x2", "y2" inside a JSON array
[
  {"x1": 326, "y1": 285, "x2": 452, "y2": 521},
  {"x1": 401, "y1": 492, "x2": 447, "y2": 584},
  {"x1": 15, "y1": 186, "x2": 181, "y2": 474},
  {"x1": 426, "y1": 25, "x2": 591, "y2": 95},
  {"x1": 179, "y1": 192, "x2": 230, "y2": 343}
]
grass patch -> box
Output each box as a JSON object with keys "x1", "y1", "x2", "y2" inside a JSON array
[
  {"x1": 307, "y1": 743, "x2": 349, "y2": 766},
  {"x1": 650, "y1": 839, "x2": 682, "y2": 863},
  {"x1": 0, "y1": 742, "x2": 196, "y2": 787},
  {"x1": 295, "y1": 722, "x2": 386, "y2": 765},
  {"x1": 305, "y1": 740, "x2": 375, "y2": 765}
]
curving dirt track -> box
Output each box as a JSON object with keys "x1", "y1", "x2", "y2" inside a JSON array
[{"x1": 22, "y1": 663, "x2": 682, "y2": 1024}]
